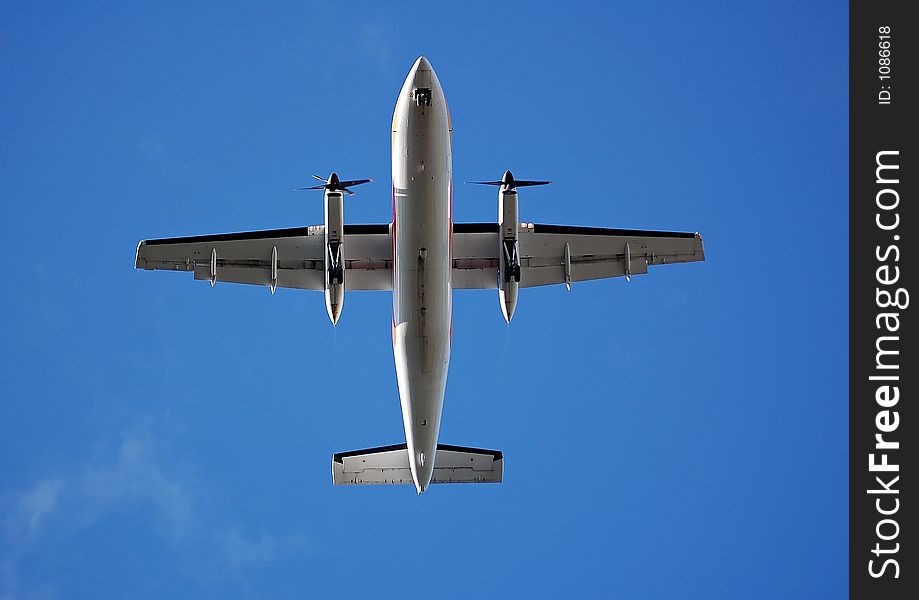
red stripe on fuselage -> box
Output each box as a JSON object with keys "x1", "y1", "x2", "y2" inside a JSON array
[
  {"x1": 449, "y1": 175, "x2": 453, "y2": 345},
  {"x1": 391, "y1": 184, "x2": 397, "y2": 328}
]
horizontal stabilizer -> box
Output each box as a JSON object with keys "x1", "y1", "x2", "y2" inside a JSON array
[{"x1": 332, "y1": 443, "x2": 503, "y2": 485}]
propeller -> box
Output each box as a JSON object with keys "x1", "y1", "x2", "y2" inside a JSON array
[
  {"x1": 295, "y1": 172, "x2": 372, "y2": 196},
  {"x1": 467, "y1": 170, "x2": 550, "y2": 190}
]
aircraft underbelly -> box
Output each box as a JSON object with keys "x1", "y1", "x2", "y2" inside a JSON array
[{"x1": 392, "y1": 62, "x2": 452, "y2": 489}]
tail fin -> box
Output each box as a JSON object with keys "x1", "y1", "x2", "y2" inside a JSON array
[{"x1": 332, "y1": 443, "x2": 503, "y2": 485}]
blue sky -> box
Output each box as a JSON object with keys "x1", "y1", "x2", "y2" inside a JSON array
[{"x1": 0, "y1": 1, "x2": 847, "y2": 598}]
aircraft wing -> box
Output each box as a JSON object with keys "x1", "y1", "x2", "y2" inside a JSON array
[
  {"x1": 452, "y1": 223, "x2": 705, "y2": 289},
  {"x1": 135, "y1": 224, "x2": 393, "y2": 291}
]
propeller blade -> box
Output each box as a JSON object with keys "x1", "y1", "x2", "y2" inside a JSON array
[
  {"x1": 467, "y1": 174, "x2": 551, "y2": 190},
  {"x1": 296, "y1": 174, "x2": 372, "y2": 195},
  {"x1": 337, "y1": 178, "x2": 372, "y2": 188}
]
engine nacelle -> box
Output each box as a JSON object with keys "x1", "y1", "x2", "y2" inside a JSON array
[
  {"x1": 301, "y1": 172, "x2": 371, "y2": 324},
  {"x1": 499, "y1": 279, "x2": 518, "y2": 323},
  {"x1": 472, "y1": 170, "x2": 548, "y2": 322},
  {"x1": 325, "y1": 190, "x2": 345, "y2": 325},
  {"x1": 498, "y1": 188, "x2": 520, "y2": 322}
]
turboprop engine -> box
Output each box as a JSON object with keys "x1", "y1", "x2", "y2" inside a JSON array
[
  {"x1": 470, "y1": 170, "x2": 549, "y2": 322},
  {"x1": 296, "y1": 172, "x2": 371, "y2": 325}
]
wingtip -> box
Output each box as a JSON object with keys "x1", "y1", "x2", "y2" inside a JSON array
[
  {"x1": 134, "y1": 240, "x2": 146, "y2": 269},
  {"x1": 694, "y1": 232, "x2": 706, "y2": 261}
]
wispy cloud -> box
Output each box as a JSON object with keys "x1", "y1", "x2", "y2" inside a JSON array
[
  {"x1": 3, "y1": 426, "x2": 195, "y2": 545},
  {"x1": 215, "y1": 528, "x2": 309, "y2": 568},
  {"x1": 6, "y1": 478, "x2": 63, "y2": 540},
  {"x1": 1, "y1": 420, "x2": 308, "y2": 597},
  {"x1": 137, "y1": 133, "x2": 166, "y2": 160},
  {"x1": 135, "y1": 132, "x2": 190, "y2": 179},
  {"x1": 358, "y1": 23, "x2": 393, "y2": 67}
]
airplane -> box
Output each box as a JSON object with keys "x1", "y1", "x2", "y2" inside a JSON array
[{"x1": 134, "y1": 56, "x2": 705, "y2": 494}]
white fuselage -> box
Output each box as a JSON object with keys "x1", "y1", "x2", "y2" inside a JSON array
[{"x1": 391, "y1": 57, "x2": 452, "y2": 493}]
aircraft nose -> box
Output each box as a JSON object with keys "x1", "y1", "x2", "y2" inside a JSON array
[{"x1": 413, "y1": 55, "x2": 432, "y2": 72}]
